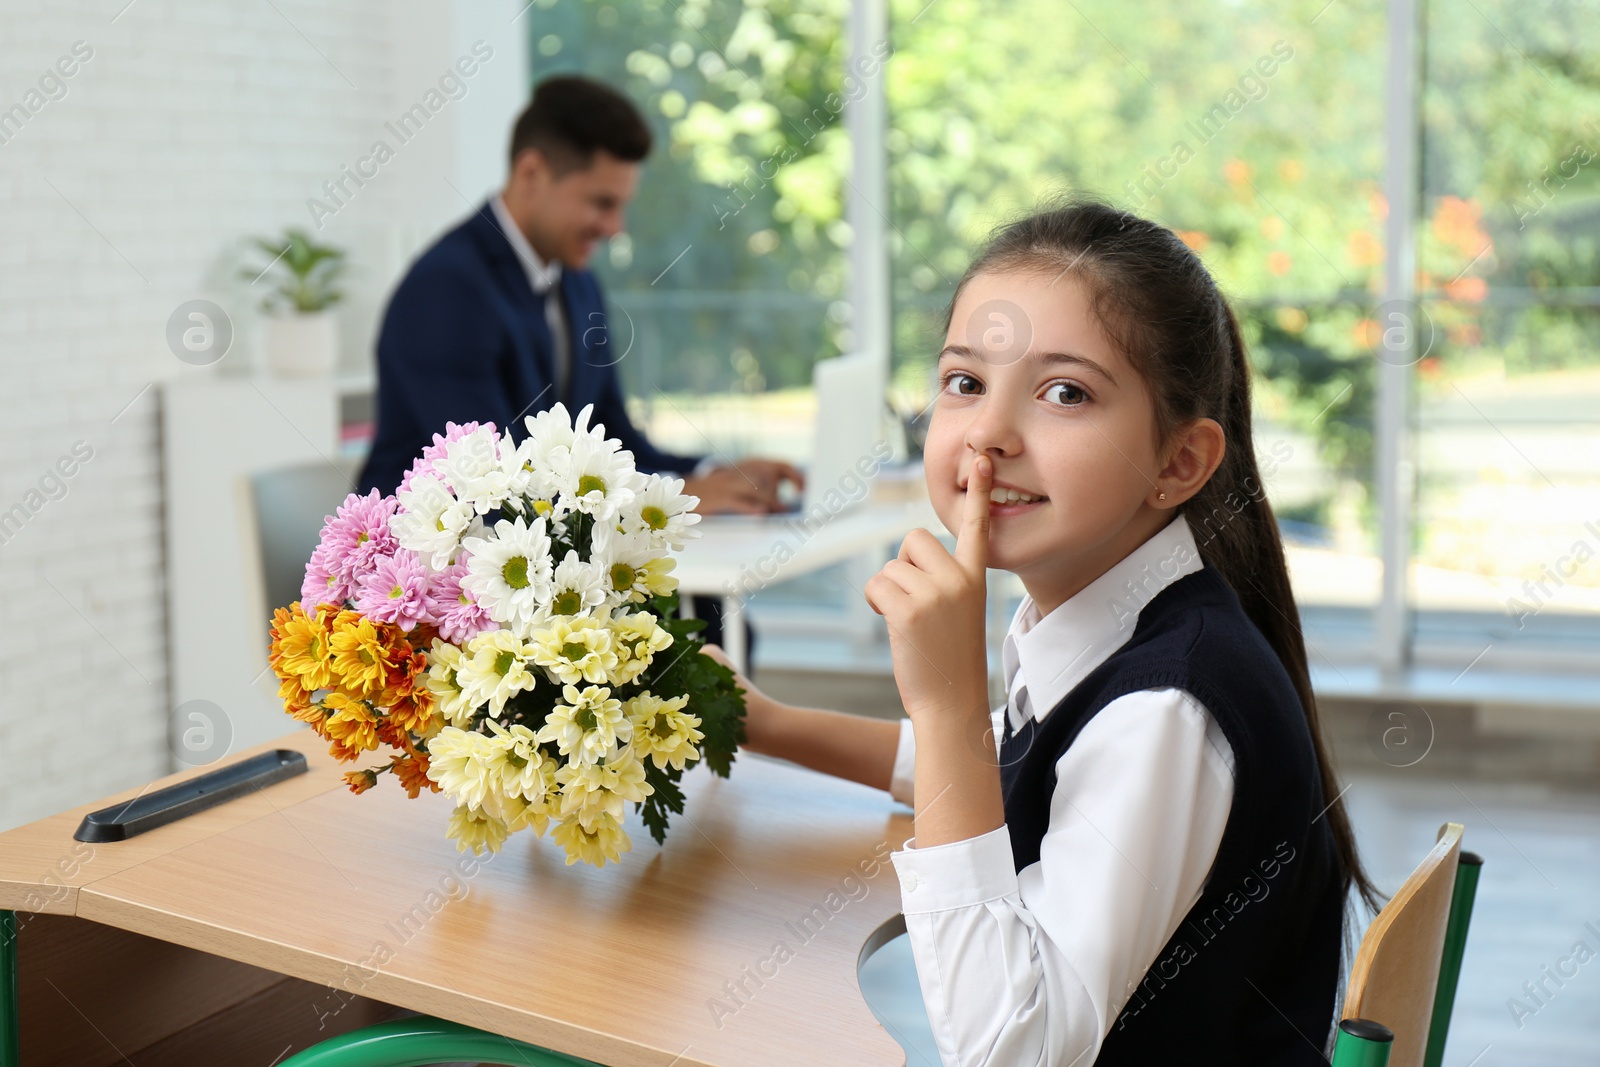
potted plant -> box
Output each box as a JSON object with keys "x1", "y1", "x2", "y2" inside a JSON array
[{"x1": 244, "y1": 229, "x2": 346, "y2": 377}]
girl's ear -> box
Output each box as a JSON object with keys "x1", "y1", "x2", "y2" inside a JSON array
[{"x1": 1150, "y1": 417, "x2": 1226, "y2": 508}]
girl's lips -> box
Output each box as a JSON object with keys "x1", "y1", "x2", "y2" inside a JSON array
[{"x1": 987, "y1": 496, "x2": 1046, "y2": 516}]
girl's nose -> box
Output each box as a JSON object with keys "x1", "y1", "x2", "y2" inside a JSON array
[{"x1": 963, "y1": 395, "x2": 1023, "y2": 458}]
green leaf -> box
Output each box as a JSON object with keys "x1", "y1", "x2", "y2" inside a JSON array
[{"x1": 638, "y1": 762, "x2": 687, "y2": 845}]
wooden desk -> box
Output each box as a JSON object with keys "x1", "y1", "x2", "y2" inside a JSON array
[{"x1": 0, "y1": 729, "x2": 915, "y2": 1066}]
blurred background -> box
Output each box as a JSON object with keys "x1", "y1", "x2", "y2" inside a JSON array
[{"x1": 0, "y1": 0, "x2": 1595, "y2": 1063}]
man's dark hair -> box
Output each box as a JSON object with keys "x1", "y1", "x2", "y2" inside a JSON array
[{"x1": 509, "y1": 75, "x2": 652, "y2": 173}]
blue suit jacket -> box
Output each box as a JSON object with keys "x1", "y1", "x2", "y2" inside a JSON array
[{"x1": 357, "y1": 202, "x2": 700, "y2": 497}]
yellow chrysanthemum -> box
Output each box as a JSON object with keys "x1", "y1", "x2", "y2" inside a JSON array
[
  {"x1": 446, "y1": 803, "x2": 510, "y2": 856},
  {"x1": 322, "y1": 692, "x2": 379, "y2": 756},
  {"x1": 424, "y1": 638, "x2": 476, "y2": 728},
  {"x1": 550, "y1": 810, "x2": 631, "y2": 867},
  {"x1": 279, "y1": 674, "x2": 321, "y2": 725},
  {"x1": 270, "y1": 603, "x2": 337, "y2": 691},
  {"x1": 329, "y1": 613, "x2": 391, "y2": 697},
  {"x1": 625, "y1": 692, "x2": 703, "y2": 771},
  {"x1": 455, "y1": 629, "x2": 540, "y2": 718},
  {"x1": 484, "y1": 718, "x2": 551, "y2": 805},
  {"x1": 554, "y1": 744, "x2": 652, "y2": 829},
  {"x1": 536, "y1": 684, "x2": 630, "y2": 765},
  {"x1": 425, "y1": 725, "x2": 500, "y2": 811},
  {"x1": 531, "y1": 615, "x2": 618, "y2": 686},
  {"x1": 607, "y1": 611, "x2": 673, "y2": 686}
]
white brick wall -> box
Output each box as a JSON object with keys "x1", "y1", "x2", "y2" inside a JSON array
[{"x1": 0, "y1": 0, "x2": 529, "y2": 831}]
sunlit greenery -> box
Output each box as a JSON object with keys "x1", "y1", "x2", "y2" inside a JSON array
[{"x1": 526, "y1": 0, "x2": 1599, "y2": 549}]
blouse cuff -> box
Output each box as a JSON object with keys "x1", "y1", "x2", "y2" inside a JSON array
[
  {"x1": 891, "y1": 825, "x2": 1020, "y2": 914},
  {"x1": 888, "y1": 718, "x2": 916, "y2": 807}
]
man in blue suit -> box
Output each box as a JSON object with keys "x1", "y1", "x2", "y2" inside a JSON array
[{"x1": 359, "y1": 76, "x2": 800, "y2": 646}]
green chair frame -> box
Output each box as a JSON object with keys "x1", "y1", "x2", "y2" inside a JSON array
[{"x1": 1331, "y1": 849, "x2": 1482, "y2": 1067}]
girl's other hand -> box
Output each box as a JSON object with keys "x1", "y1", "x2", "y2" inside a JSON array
[
  {"x1": 864, "y1": 454, "x2": 993, "y2": 728},
  {"x1": 700, "y1": 643, "x2": 783, "y2": 754}
]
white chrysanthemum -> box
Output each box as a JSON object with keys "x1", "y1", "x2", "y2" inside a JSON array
[
  {"x1": 496, "y1": 432, "x2": 564, "y2": 521},
  {"x1": 556, "y1": 405, "x2": 642, "y2": 522},
  {"x1": 424, "y1": 638, "x2": 478, "y2": 728},
  {"x1": 593, "y1": 525, "x2": 678, "y2": 606},
  {"x1": 625, "y1": 473, "x2": 702, "y2": 550},
  {"x1": 522, "y1": 402, "x2": 580, "y2": 464},
  {"x1": 536, "y1": 683, "x2": 631, "y2": 765},
  {"x1": 460, "y1": 516, "x2": 553, "y2": 634},
  {"x1": 439, "y1": 426, "x2": 514, "y2": 514},
  {"x1": 542, "y1": 550, "x2": 608, "y2": 619},
  {"x1": 455, "y1": 629, "x2": 540, "y2": 718},
  {"x1": 392, "y1": 474, "x2": 475, "y2": 572}
]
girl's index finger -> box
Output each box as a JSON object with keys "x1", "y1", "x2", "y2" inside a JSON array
[{"x1": 955, "y1": 454, "x2": 992, "y2": 573}]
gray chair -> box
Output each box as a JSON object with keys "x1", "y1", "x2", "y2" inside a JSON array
[{"x1": 249, "y1": 458, "x2": 363, "y2": 620}]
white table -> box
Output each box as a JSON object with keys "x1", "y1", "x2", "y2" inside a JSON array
[{"x1": 674, "y1": 497, "x2": 939, "y2": 672}]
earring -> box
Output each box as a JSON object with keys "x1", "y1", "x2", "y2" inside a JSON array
[{"x1": 1158, "y1": 492, "x2": 1167, "y2": 501}]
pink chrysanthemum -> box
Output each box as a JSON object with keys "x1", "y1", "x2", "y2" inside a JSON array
[
  {"x1": 304, "y1": 490, "x2": 400, "y2": 607},
  {"x1": 300, "y1": 541, "x2": 351, "y2": 611},
  {"x1": 397, "y1": 421, "x2": 499, "y2": 495},
  {"x1": 427, "y1": 556, "x2": 499, "y2": 644},
  {"x1": 354, "y1": 548, "x2": 434, "y2": 631}
]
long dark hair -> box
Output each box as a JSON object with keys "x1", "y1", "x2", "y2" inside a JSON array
[{"x1": 946, "y1": 196, "x2": 1381, "y2": 913}]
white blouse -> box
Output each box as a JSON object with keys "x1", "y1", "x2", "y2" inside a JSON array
[{"x1": 887, "y1": 514, "x2": 1236, "y2": 1066}]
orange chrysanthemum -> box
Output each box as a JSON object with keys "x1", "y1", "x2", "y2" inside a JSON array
[
  {"x1": 390, "y1": 753, "x2": 438, "y2": 799},
  {"x1": 343, "y1": 769, "x2": 380, "y2": 794},
  {"x1": 375, "y1": 717, "x2": 420, "y2": 754}
]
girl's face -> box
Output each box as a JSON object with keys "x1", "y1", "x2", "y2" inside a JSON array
[{"x1": 925, "y1": 268, "x2": 1171, "y2": 612}]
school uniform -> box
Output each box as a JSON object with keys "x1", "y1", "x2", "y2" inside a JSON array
[{"x1": 887, "y1": 513, "x2": 1343, "y2": 1065}]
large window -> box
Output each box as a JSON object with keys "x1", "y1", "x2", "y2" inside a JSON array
[
  {"x1": 527, "y1": 0, "x2": 1600, "y2": 675},
  {"x1": 527, "y1": 0, "x2": 850, "y2": 469},
  {"x1": 886, "y1": 0, "x2": 1390, "y2": 659},
  {"x1": 1413, "y1": 0, "x2": 1600, "y2": 669}
]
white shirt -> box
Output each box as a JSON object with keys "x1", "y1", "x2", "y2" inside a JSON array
[
  {"x1": 489, "y1": 194, "x2": 570, "y2": 401},
  {"x1": 887, "y1": 513, "x2": 1236, "y2": 1066}
]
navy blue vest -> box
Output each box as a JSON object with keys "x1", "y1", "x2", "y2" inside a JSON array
[{"x1": 999, "y1": 563, "x2": 1343, "y2": 1064}]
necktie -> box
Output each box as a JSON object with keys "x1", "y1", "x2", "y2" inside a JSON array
[
  {"x1": 1002, "y1": 677, "x2": 1031, "y2": 746},
  {"x1": 543, "y1": 282, "x2": 570, "y2": 405}
]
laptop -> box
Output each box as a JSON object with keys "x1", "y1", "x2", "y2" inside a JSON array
[{"x1": 705, "y1": 350, "x2": 884, "y2": 523}]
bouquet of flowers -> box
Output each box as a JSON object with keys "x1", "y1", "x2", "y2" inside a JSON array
[{"x1": 267, "y1": 405, "x2": 745, "y2": 867}]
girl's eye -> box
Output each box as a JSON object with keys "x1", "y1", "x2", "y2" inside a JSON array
[
  {"x1": 1042, "y1": 381, "x2": 1089, "y2": 407},
  {"x1": 941, "y1": 372, "x2": 983, "y2": 397}
]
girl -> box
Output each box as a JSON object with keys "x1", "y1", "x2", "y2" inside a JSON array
[{"x1": 709, "y1": 198, "x2": 1377, "y2": 1065}]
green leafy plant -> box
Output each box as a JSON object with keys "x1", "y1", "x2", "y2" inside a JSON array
[{"x1": 244, "y1": 228, "x2": 346, "y2": 314}]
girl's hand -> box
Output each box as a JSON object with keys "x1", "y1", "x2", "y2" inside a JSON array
[
  {"x1": 864, "y1": 454, "x2": 993, "y2": 728},
  {"x1": 700, "y1": 643, "x2": 783, "y2": 754}
]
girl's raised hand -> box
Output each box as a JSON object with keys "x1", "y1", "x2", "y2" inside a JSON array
[{"x1": 865, "y1": 455, "x2": 993, "y2": 726}]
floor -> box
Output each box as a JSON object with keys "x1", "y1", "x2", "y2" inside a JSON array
[{"x1": 838, "y1": 684, "x2": 1600, "y2": 1066}]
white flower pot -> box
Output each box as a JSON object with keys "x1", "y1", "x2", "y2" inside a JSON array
[{"x1": 262, "y1": 310, "x2": 339, "y2": 377}]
